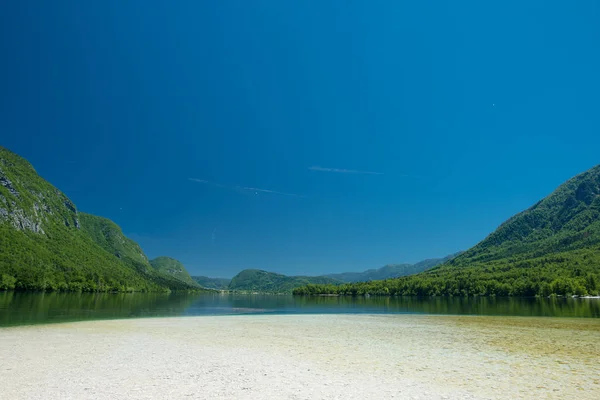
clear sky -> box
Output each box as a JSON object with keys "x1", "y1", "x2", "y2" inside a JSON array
[{"x1": 1, "y1": 1, "x2": 599, "y2": 277}]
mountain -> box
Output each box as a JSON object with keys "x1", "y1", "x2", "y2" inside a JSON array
[
  {"x1": 79, "y1": 213, "x2": 152, "y2": 272},
  {"x1": 191, "y1": 276, "x2": 231, "y2": 290},
  {"x1": 149, "y1": 256, "x2": 199, "y2": 287},
  {"x1": 413, "y1": 254, "x2": 463, "y2": 270},
  {"x1": 324, "y1": 264, "x2": 412, "y2": 283},
  {"x1": 449, "y1": 165, "x2": 600, "y2": 265},
  {"x1": 324, "y1": 253, "x2": 461, "y2": 282},
  {"x1": 0, "y1": 146, "x2": 201, "y2": 292},
  {"x1": 79, "y1": 214, "x2": 201, "y2": 291},
  {"x1": 294, "y1": 165, "x2": 600, "y2": 297},
  {"x1": 229, "y1": 269, "x2": 340, "y2": 293}
]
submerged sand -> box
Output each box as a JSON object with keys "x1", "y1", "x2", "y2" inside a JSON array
[{"x1": 1, "y1": 315, "x2": 599, "y2": 399}]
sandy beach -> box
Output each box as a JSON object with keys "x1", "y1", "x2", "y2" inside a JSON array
[{"x1": 1, "y1": 314, "x2": 599, "y2": 399}]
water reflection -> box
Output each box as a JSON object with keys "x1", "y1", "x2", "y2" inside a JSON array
[{"x1": 1, "y1": 291, "x2": 598, "y2": 327}]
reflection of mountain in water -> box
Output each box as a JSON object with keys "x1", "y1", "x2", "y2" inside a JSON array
[
  {"x1": 0, "y1": 291, "x2": 201, "y2": 326},
  {"x1": 2, "y1": 292, "x2": 599, "y2": 327}
]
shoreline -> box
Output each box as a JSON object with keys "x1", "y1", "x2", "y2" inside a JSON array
[
  {"x1": 1, "y1": 314, "x2": 599, "y2": 399},
  {"x1": 2, "y1": 309, "x2": 600, "y2": 329}
]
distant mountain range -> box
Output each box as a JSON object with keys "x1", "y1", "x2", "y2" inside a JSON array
[
  {"x1": 323, "y1": 253, "x2": 461, "y2": 283},
  {"x1": 0, "y1": 147, "x2": 453, "y2": 294},
  {"x1": 227, "y1": 269, "x2": 339, "y2": 293},
  {"x1": 0, "y1": 147, "x2": 203, "y2": 292},
  {"x1": 149, "y1": 256, "x2": 199, "y2": 288},
  {"x1": 191, "y1": 276, "x2": 231, "y2": 290},
  {"x1": 7, "y1": 145, "x2": 597, "y2": 297},
  {"x1": 188, "y1": 254, "x2": 459, "y2": 293},
  {"x1": 295, "y1": 164, "x2": 600, "y2": 297}
]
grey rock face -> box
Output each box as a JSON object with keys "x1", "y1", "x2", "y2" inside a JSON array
[
  {"x1": 0, "y1": 206, "x2": 45, "y2": 234},
  {"x1": 63, "y1": 199, "x2": 76, "y2": 213},
  {"x1": 0, "y1": 198, "x2": 47, "y2": 235},
  {"x1": 43, "y1": 203, "x2": 53, "y2": 214},
  {"x1": 0, "y1": 175, "x2": 19, "y2": 197},
  {"x1": 166, "y1": 268, "x2": 186, "y2": 276}
]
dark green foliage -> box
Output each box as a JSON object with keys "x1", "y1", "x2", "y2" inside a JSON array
[
  {"x1": 0, "y1": 291, "x2": 201, "y2": 327},
  {"x1": 293, "y1": 247, "x2": 600, "y2": 297},
  {"x1": 79, "y1": 213, "x2": 150, "y2": 269},
  {"x1": 324, "y1": 264, "x2": 412, "y2": 282},
  {"x1": 324, "y1": 253, "x2": 461, "y2": 283},
  {"x1": 295, "y1": 165, "x2": 600, "y2": 297},
  {"x1": 412, "y1": 254, "x2": 464, "y2": 270},
  {"x1": 229, "y1": 269, "x2": 340, "y2": 293},
  {"x1": 79, "y1": 214, "x2": 203, "y2": 291},
  {"x1": 191, "y1": 276, "x2": 231, "y2": 290},
  {"x1": 149, "y1": 256, "x2": 200, "y2": 287},
  {"x1": 0, "y1": 147, "x2": 203, "y2": 293},
  {"x1": 448, "y1": 165, "x2": 600, "y2": 266}
]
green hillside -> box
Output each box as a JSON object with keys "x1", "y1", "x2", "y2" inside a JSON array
[
  {"x1": 324, "y1": 253, "x2": 461, "y2": 282},
  {"x1": 229, "y1": 269, "x2": 340, "y2": 293},
  {"x1": 295, "y1": 165, "x2": 600, "y2": 297},
  {"x1": 0, "y1": 147, "x2": 201, "y2": 292},
  {"x1": 149, "y1": 256, "x2": 199, "y2": 287},
  {"x1": 324, "y1": 264, "x2": 412, "y2": 283},
  {"x1": 451, "y1": 165, "x2": 600, "y2": 264},
  {"x1": 79, "y1": 213, "x2": 152, "y2": 272},
  {"x1": 79, "y1": 214, "x2": 200, "y2": 291},
  {"x1": 191, "y1": 276, "x2": 231, "y2": 290}
]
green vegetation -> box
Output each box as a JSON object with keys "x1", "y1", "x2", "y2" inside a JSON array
[
  {"x1": 79, "y1": 214, "x2": 202, "y2": 291},
  {"x1": 4, "y1": 144, "x2": 599, "y2": 297},
  {"x1": 193, "y1": 254, "x2": 460, "y2": 292},
  {"x1": 229, "y1": 269, "x2": 340, "y2": 293},
  {"x1": 295, "y1": 165, "x2": 600, "y2": 297},
  {"x1": 191, "y1": 276, "x2": 231, "y2": 290},
  {"x1": 0, "y1": 291, "x2": 201, "y2": 327},
  {"x1": 79, "y1": 213, "x2": 151, "y2": 269},
  {"x1": 149, "y1": 256, "x2": 200, "y2": 287},
  {"x1": 324, "y1": 253, "x2": 461, "y2": 282},
  {"x1": 0, "y1": 147, "x2": 203, "y2": 293}
]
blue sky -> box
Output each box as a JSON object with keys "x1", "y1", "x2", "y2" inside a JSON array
[{"x1": 1, "y1": 1, "x2": 599, "y2": 277}]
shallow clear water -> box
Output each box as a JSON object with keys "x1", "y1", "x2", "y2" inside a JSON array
[{"x1": 1, "y1": 291, "x2": 599, "y2": 327}]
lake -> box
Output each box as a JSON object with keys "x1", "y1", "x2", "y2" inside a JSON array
[{"x1": 1, "y1": 291, "x2": 599, "y2": 327}]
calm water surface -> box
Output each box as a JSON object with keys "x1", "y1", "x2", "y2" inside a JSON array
[{"x1": 1, "y1": 291, "x2": 599, "y2": 327}]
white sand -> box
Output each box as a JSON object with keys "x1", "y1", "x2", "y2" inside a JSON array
[{"x1": 1, "y1": 315, "x2": 599, "y2": 399}]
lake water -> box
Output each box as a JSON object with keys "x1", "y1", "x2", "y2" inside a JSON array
[{"x1": 1, "y1": 291, "x2": 599, "y2": 327}]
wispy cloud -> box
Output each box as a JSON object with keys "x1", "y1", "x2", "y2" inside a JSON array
[
  {"x1": 189, "y1": 178, "x2": 305, "y2": 198},
  {"x1": 308, "y1": 166, "x2": 384, "y2": 175},
  {"x1": 239, "y1": 186, "x2": 305, "y2": 197},
  {"x1": 188, "y1": 178, "x2": 227, "y2": 188}
]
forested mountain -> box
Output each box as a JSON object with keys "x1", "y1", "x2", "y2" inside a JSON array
[
  {"x1": 295, "y1": 165, "x2": 600, "y2": 297},
  {"x1": 192, "y1": 253, "x2": 460, "y2": 291},
  {"x1": 0, "y1": 147, "x2": 202, "y2": 292},
  {"x1": 450, "y1": 165, "x2": 600, "y2": 265},
  {"x1": 324, "y1": 253, "x2": 461, "y2": 282},
  {"x1": 229, "y1": 269, "x2": 340, "y2": 293},
  {"x1": 149, "y1": 256, "x2": 199, "y2": 287},
  {"x1": 191, "y1": 276, "x2": 231, "y2": 290}
]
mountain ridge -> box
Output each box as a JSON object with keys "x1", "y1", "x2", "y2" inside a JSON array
[
  {"x1": 0, "y1": 146, "x2": 202, "y2": 292},
  {"x1": 228, "y1": 269, "x2": 340, "y2": 293},
  {"x1": 150, "y1": 256, "x2": 199, "y2": 287},
  {"x1": 190, "y1": 253, "x2": 461, "y2": 291},
  {"x1": 323, "y1": 252, "x2": 461, "y2": 282},
  {"x1": 191, "y1": 276, "x2": 231, "y2": 290},
  {"x1": 294, "y1": 164, "x2": 600, "y2": 297}
]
